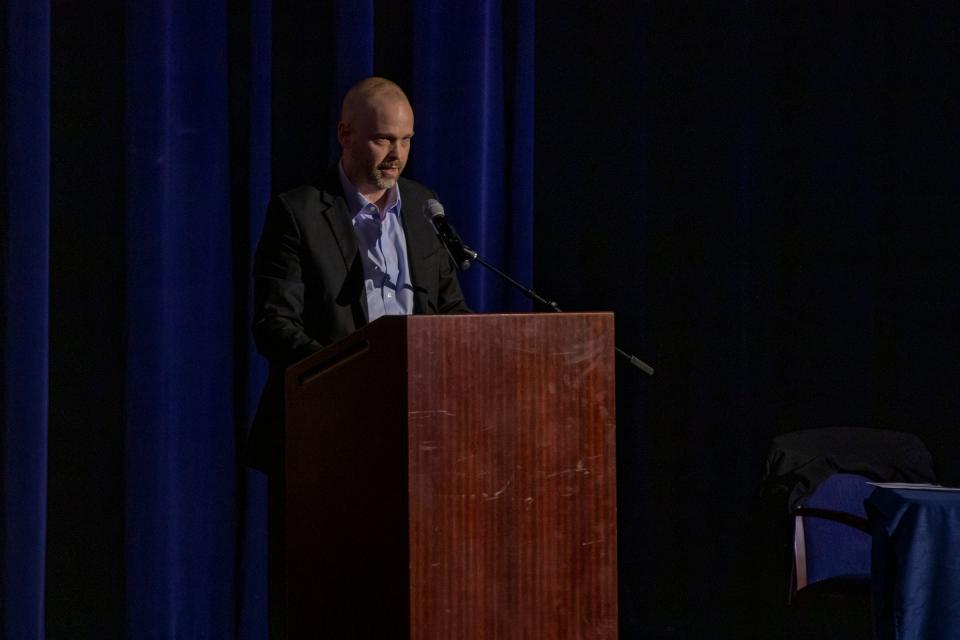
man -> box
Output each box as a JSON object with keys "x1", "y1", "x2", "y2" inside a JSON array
[
  {"x1": 247, "y1": 77, "x2": 469, "y2": 637},
  {"x1": 247, "y1": 76, "x2": 469, "y2": 473}
]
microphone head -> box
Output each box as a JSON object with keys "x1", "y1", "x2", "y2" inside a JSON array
[{"x1": 423, "y1": 198, "x2": 445, "y2": 220}]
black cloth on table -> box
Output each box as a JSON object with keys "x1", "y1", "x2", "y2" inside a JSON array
[{"x1": 761, "y1": 427, "x2": 936, "y2": 509}]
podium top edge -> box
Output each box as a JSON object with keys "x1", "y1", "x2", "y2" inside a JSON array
[{"x1": 371, "y1": 311, "x2": 615, "y2": 322}]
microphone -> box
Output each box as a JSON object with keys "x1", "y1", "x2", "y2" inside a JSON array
[
  {"x1": 420, "y1": 199, "x2": 654, "y2": 374},
  {"x1": 423, "y1": 198, "x2": 478, "y2": 270}
]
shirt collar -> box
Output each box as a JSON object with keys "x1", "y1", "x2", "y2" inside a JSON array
[{"x1": 338, "y1": 161, "x2": 402, "y2": 220}]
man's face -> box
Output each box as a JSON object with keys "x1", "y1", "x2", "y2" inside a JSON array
[{"x1": 339, "y1": 95, "x2": 414, "y2": 195}]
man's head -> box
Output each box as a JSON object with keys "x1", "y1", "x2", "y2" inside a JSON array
[{"x1": 338, "y1": 77, "x2": 414, "y2": 200}]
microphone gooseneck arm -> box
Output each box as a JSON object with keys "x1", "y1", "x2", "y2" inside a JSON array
[
  {"x1": 423, "y1": 199, "x2": 654, "y2": 376},
  {"x1": 470, "y1": 254, "x2": 561, "y2": 312}
]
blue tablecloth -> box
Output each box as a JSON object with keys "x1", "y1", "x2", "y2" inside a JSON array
[{"x1": 866, "y1": 487, "x2": 960, "y2": 640}]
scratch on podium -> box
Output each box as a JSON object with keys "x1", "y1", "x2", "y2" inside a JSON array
[
  {"x1": 482, "y1": 480, "x2": 513, "y2": 501},
  {"x1": 408, "y1": 410, "x2": 456, "y2": 417}
]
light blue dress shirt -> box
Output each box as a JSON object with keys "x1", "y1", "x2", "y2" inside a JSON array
[{"x1": 338, "y1": 163, "x2": 415, "y2": 322}]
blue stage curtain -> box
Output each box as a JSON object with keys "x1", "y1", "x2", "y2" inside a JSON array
[
  {"x1": 1, "y1": 1, "x2": 534, "y2": 636},
  {"x1": 334, "y1": 0, "x2": 374, "y2": 100},
  {"x1": 235, "y1": 3, "x2": 272, "y2": 637},
  {"x1": 411, "y1": 0, "x2": 535, "y2": 311},
  {"x1": 2, "y1": 2, "x2": 50, "y2": 638},
  {"x1": 123, "y1": 2, "x2": 240, "y2": 636}
]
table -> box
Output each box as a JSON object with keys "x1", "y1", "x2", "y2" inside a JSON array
[{"x1": 866, "y1": 486, "x2": 960, "y2": 640}]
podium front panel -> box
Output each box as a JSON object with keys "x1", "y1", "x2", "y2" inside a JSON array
[
  {"x1": 285, "y1": 313, "x2": 618, "y2": 639},
  {"x1": 406, "y1": 313, "x2": 618, "y2": 640}
]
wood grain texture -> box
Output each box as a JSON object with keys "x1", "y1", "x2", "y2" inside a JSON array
[
  {"x1": 284, "y1": 313, "x2": 618, "y2": 638},
  {"x1": 406, "y1": 313, "x2": 618, "y2": 640}
]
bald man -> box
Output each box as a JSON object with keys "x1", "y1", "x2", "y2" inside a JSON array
[
  {"x1": 247, "y1": 77, "x2": 469, "y2": 472},
  {"x1": 338, "y1": 77, "x2": 413, "y2": 206},
  {"x1": 248, "y1": 77, "x2": 468, "y2": 638}
]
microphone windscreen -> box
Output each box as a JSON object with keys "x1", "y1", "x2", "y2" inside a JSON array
[{"x1": 423, "y1": 198, "x2": 445, "y2": 219}]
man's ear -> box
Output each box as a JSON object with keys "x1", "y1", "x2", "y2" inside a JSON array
[{"x1": 337, "y1": 121, "x2": 350, "y2": 147}]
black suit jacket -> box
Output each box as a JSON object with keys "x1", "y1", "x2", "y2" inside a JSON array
[{"x1": 246, "y1": 167, "x2": 469, "y2": 472}]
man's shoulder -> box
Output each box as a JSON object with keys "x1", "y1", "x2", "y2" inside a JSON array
[
  {"x1": 275, "y1": 171, "x2": 342, "y2": 215},
  {"x1": 276, "y1": 184, "x2": 322, "y2": 210}
]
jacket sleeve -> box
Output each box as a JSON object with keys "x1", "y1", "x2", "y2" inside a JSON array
[
  {"x1": 435, "y1": 246, "x2": 472, "y2": 314},
  {"x1": 252, "y1": 195, "x2": 324, "y2": 366},
  {"x1": 419, "y1": 185, "x2": 471, "y2": 315}
]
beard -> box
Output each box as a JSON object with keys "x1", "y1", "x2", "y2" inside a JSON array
[{"x1": 371, "y1": 160, "x2": 403, "y2": 190}]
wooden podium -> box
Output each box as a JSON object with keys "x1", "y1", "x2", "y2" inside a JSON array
[{"x1": 284, "y1": 313, "x2": 618, "y2": 638}]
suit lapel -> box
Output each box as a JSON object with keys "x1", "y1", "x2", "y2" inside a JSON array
[
  {"x1": 318, "y1": 169, "x2": 369, "y2": 323},
  {"x1": 399, "y1": 181, "x2": 434, "y2": 314},
  {"x1": 320, "y1": 189, "x2": 357, "y2": 269}
]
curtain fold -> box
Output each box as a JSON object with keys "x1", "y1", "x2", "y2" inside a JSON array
[
  {"x1": 1, "y1": 2, "x2": 533, "y2": 636},
  {"x1": 235, "y1": 2, "x2": 272, "y2": 638},
  {"x1": 123, "y1": 1, "x2": 239, "y2": 636},
  {"x1": 2, "y1": 2, "x2": 50, "y2": 638},
  {"x1": 411, "y1": 0, "x2": 534, "y2": 311},
  {"x1": 334, "y1": 0, "x2": 374, "y2": 102}
]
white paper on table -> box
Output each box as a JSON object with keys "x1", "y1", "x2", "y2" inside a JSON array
[{"x1": 866, "y1": 482, "x2": 960, "y2": 492}]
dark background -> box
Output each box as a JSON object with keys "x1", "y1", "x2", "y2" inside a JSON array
[
  {"x1": 534, "y1": 3, "x2": 959, "y2": 636},
  {"x1": 3, "y1": 1, "x2": 958, "y2": 638}
]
